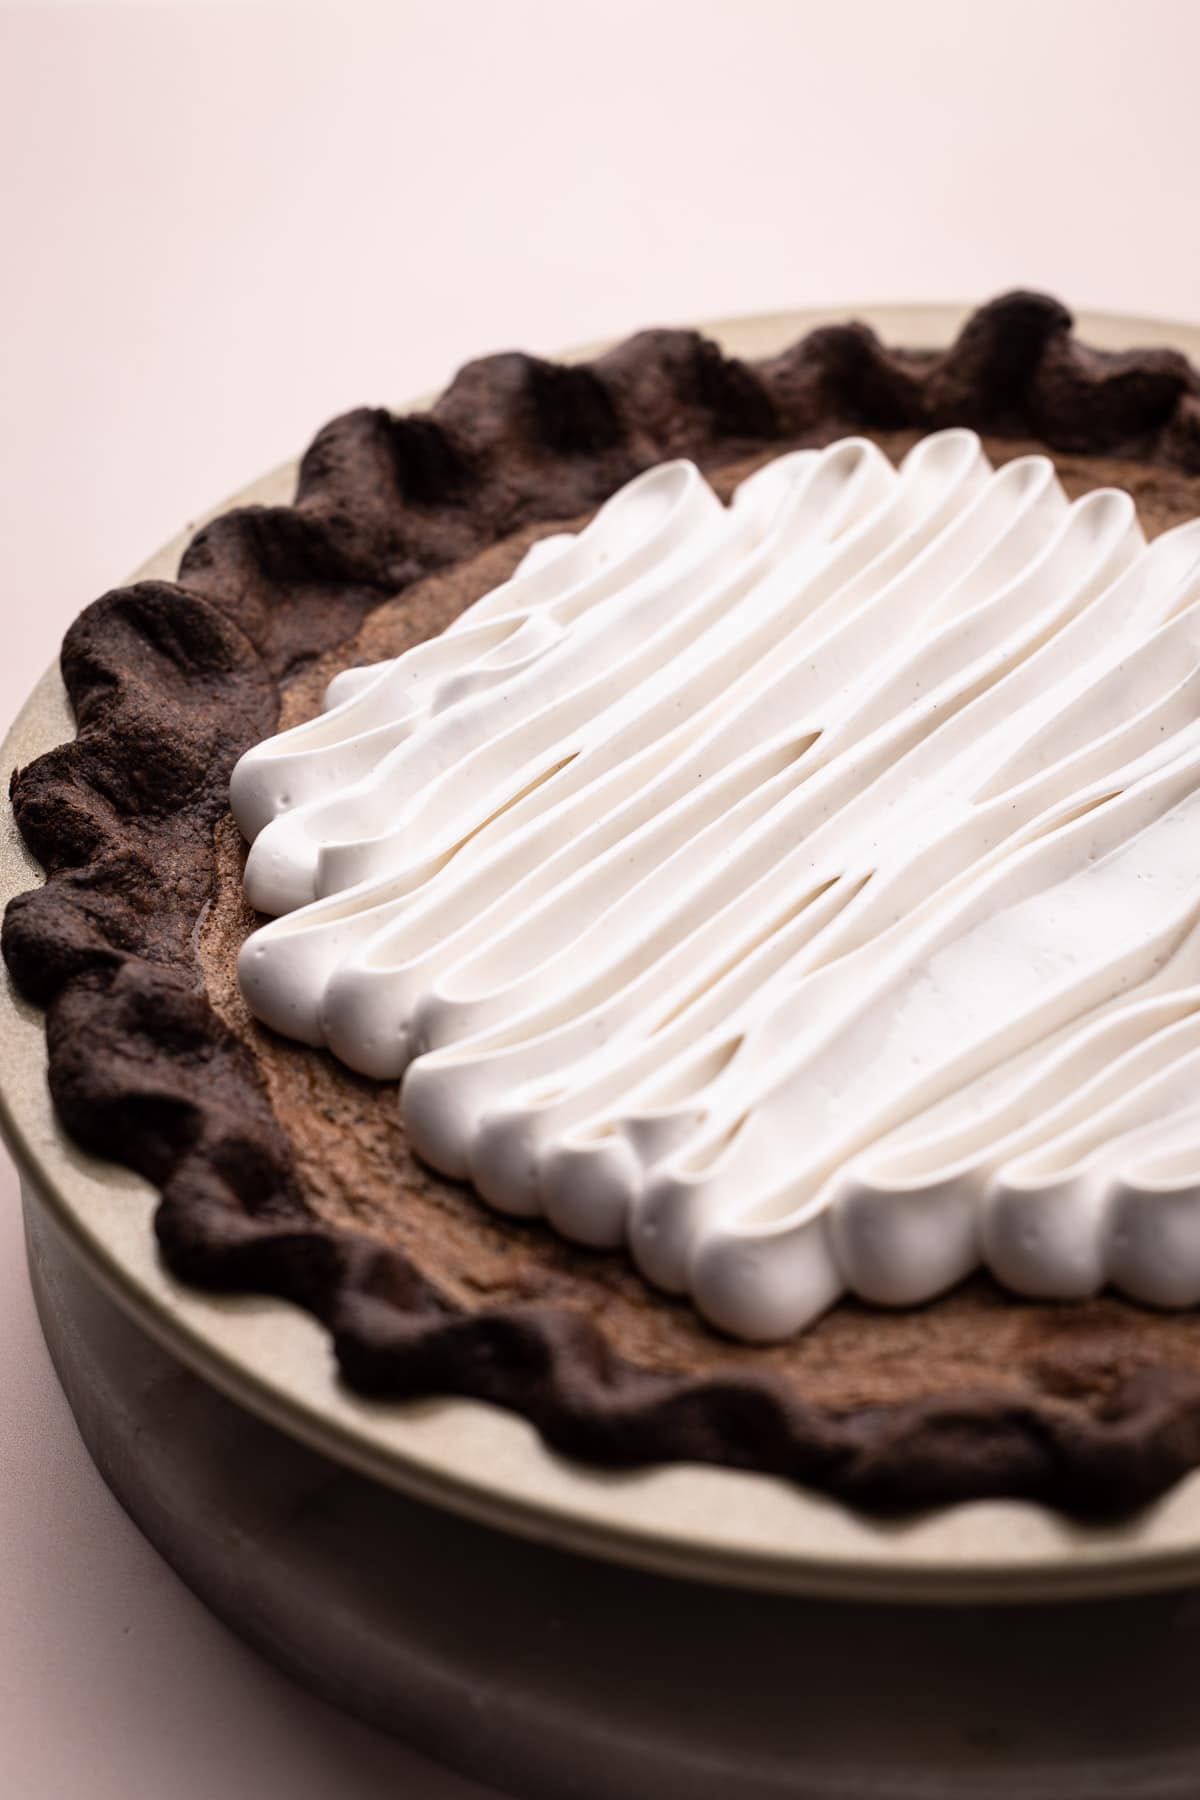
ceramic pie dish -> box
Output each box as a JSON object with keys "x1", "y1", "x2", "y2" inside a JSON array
[{"x1": 9, "y1": 302, "x2": 1200, "y2": 1601}]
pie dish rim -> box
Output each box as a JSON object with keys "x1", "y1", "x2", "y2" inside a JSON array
[{"x1": 10, "y1": 303, "x2": 1200, "y2": 1600}]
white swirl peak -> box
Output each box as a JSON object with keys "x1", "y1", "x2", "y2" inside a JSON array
[{"x1": 231, "y1": 433, "x2": 1200, "y2": 1341}]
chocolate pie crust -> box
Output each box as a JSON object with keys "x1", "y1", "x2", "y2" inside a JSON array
[{"x1": 11, "y1": 292, "x2": 1200, "y2": 1514}]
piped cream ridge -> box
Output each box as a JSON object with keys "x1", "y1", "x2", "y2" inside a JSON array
[{"x1": 230, "y1": 432, "x2": 1200, "y2": 1341}]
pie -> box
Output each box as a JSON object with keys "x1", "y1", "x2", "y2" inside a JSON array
[{"x1": 11, "y1": 291, "x2": 1200, "y2": 1512}]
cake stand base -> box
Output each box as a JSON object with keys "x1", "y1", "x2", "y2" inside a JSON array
[{"x1": 24, "y1": 1180, "x2": 1200, "y2": 1800}]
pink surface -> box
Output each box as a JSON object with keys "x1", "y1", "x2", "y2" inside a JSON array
[{"x1": 4, "y1": 2, "x2": 1200, "y2": 1792}]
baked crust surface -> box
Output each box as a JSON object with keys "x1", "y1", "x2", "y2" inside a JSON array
[{"x1": 11, "y1": 293, "x2": 1200, "y2": 1511}]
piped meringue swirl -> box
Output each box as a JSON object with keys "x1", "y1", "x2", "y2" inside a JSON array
[{"x1": 231, "y1": 432, "x2": 1200, "y2": 1341}]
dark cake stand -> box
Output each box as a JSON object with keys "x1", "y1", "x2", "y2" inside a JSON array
[
  {"x1": 17, "y1": 304, "x2": 1200, "y2": 1796},
  {"x1": 24, "y1": 1176, "x2": 1200, "y2": 1800}
]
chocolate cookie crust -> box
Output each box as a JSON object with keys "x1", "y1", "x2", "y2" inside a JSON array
[{"x1": 10, "y1": 292, "x2": 1200, "y2": 1513}]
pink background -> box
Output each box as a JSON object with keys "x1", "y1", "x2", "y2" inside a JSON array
[{"x1": 4, "y1": 2, "x2": 1200, "y2": 1792}]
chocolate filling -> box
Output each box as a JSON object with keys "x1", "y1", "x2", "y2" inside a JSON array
[{"x1": 10, "y1": 292, "x2": 1200, "y2": 1512}]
